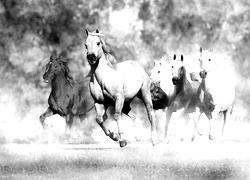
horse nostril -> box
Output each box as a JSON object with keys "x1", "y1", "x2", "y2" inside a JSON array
[
  {"x1": 200, "y1": 71, "x2": 207, "y2": 79},
  {"x1": 87, "y1": 53, "x2": 96, "y2": 61},
  {"x1": 172, "y1": 77, "x2": 178, "y2": 85}
]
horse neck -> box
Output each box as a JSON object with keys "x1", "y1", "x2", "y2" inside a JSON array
[
  {"x1": 90, "y1": 56, "x2": 114, "y2": 79},
  {"x1": 51, "y1": 71, "x2": 70, "y2": 97},
  {"x1": 174, "y1": 69, "x2": 188, "y2": 95}
]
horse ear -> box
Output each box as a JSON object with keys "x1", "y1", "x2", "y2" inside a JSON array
[
  {"x1": 173, "y1": 54, "x2": 176, "y2": 60},
  {"x1": 85, "y1": 29, "x2": 89, "y2": 37},
  {"x1": 181, "y1": 54, "x2": 183, "y2": 61},
  {"x1": 96, "y1": 29, "x2": 99, "y2": 33}
]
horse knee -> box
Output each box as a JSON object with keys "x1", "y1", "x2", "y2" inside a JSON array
[
  {"x1": 96, "y1": 116, "x2": 104, "y2": 124},
  {"x1": 114, "y1": 113, "x2": 121, "y2": 121},
  {"x1": 39, "y1": 114, "x2": 45, "y2": 124}
]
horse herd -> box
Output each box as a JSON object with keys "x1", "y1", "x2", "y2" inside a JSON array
[{"x1": 40, "y1": 29, "x2": 235, "y2": 147}]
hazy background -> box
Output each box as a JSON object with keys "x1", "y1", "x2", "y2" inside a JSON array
[{"x1": 0, "y1": 0, "x2": 250, "y2": 144}]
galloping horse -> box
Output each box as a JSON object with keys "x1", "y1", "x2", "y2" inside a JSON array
[
  {"x1": 85, "y1": 29, "x2": 159, "y2": 147},
  {"x1": 150, "y1": 53, "x2": 199, "y2": 142},
  {"x1": 40, "y1": 51, "x2": 95, "y2": 136},
  {"x1": 196, "y1": 47, "x2": 235, "y2": 140}
]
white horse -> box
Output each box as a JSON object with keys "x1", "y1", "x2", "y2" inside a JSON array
[
  {"x1": 196, "y1": 47, "x2": 235, "y2": 140},
  {"x1": 150, "y1": 53, "x2": 199, "y2": 143}
]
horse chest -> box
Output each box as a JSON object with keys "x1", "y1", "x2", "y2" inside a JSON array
[
  {"x1": 49, "y1": 92, "x2": 72, "y2": 115},
  {"x1": 198, "y1": 89, "x2": 215, "y2": 113}
]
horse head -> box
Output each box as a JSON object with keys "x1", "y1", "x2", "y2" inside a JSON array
[
  {"x1": 43, "y1": 51, "x2": 73, "y2": 83},
  {"x1": 150, "y1": 54, "x2": 171, "y2": 82},
  {"x1": 85, "y1": 29, "x2": 117, "y2": 68},
  {"x1": 171, "y1": 54, "x2": 185, "y2": 85},
  {"x1": 43, "y1": 51, "x2": 60, "y2": 83},
  {"x1": 199, "y1": 47, "x2": 214, "y2": 79}
]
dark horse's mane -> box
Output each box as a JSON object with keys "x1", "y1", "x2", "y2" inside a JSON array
[
  {"x1": 58, "y1": 56, "x2": 75, "y2": 87},
  {"x1": 100, "y1": 38, "x2": 118, "y2": 69}
]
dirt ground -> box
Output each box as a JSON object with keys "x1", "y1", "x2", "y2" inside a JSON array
[{"x1": 1, "y1": 142, "x2": 250, "y2": 180}]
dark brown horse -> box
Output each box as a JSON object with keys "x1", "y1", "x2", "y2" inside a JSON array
[
  {"x1": 150, "y1": 81, "x2": 168, "y2": 110},
  {"x1": 39, "y1": 51, "x2": 95, "y2": 136}
]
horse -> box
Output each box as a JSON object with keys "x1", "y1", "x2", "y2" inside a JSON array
[
  {"x1": 39, "y1": 51, "x2": 95, "y2": 137},
  {"x1": 85, "y1": 29, "x2": 159, "y2": 147},
  {"x1": 150, "y1": 53, "x2": 199, "y2": 143},
  {"x1": 150, "y1": 81, "x2": 168, "y2": 110},
  {"x1": 196, "y1": 47, "x2": 235, "y2": 140}
]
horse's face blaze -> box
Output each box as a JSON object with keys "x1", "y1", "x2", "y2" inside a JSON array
[
  {"x1": 85, "y1": 35, "x2": 102, "y2": 65},
  {"x1": 171, "y1": 55, "x2": 184, "y2": 85},
  {"x1": 199, "y1": 70, "x2": 207, "y2": 79},
  {"x1": 199, "y1": 50, "x2": 214, "y2": 77}
]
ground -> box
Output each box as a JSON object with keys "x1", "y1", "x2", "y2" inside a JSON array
[{"x1": 1, "y1": 142, "x2": 250, "y2": 180}]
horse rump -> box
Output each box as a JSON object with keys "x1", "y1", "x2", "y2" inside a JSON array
[{"x1": 150, "y1": 81, "x2": 168, "y2": 110}]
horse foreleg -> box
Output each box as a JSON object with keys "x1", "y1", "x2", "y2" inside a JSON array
[
  {"x1": 65, "y1": 114, "x2": 74, "y2": 135},
  {"x1": 114, "y1": 93, "x2": 127, "y2": 147},
  {"x1": 208, "y1": 106, "x2": 220, "y2": 140},
  {"x1": 221, "y1": 105, "x2": 233, "y2": 141},
  {"x1": 164, "y1": 108, "x2": 172, "y2": 143},
  {"x1": 95, "y1": 103, "x2": 118, "y2": 141},
  {"x1": 164, "y1": 106, "x2": 187, "y2": 143},
  {"x1": 39, "y1": 107, "x2": 55, "y2": 130}
]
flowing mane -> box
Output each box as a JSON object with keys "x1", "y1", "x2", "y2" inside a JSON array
[
  {"x1": 100, "y1": 38, "x2": 118, "y2": 69},
  {"x1": 58, "y1": 57, "x2": 75, "y2": 87}
]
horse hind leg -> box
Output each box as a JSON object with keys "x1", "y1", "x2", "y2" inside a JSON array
[
  {"x1": 39, "y1": 107, "x2": 55, "y2": 130},
  {"x1": 122, "y1": 103, "x2": 142, "y2": 142}
]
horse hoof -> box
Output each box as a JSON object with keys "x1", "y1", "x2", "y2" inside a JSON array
[
  {"x1": 152, "y1": 139, "x2": 160, "y2": 146},
  {"x1": 209, "y1": 134, "x2": 215, "y2": 140},
  {"x1": 119, "y1": 140, "x2": 127, "y2": 147},
  {"x1": 135, "y1": 135, "x2": 142, "y2": 142},
  {"x1": 110, "y1": 132, "x2": 119, "y2": 141}
]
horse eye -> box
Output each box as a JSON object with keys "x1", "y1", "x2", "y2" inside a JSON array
[
  {"x1": 208, "y1": 59, "x2": 211, "y2": 61},
  {"x1": 172, "y1": 66, "x2": 173, "y2": 68},
  {"x1": 85, "y1": 44, "x2": 88, "y2": 49},
  {"x1": 158, "y1": 71, "x2": 160, "y2": 73},
  {"x1": 97, "y1": 42, "x2": 100, "y2": 46}
]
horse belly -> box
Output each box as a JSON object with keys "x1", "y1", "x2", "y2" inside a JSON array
[
  {"x1": 215, "y1": 87, "x2": 235, "y2": 111},
  {"x1": 118, "y1": 62, "x2": 145, "y2": 99},
  {"x1": 122, "y1": 72, "x2": 144, "y2": 100}
]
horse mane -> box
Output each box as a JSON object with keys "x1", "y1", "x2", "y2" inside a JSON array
[
  {"x1": 58, "y1": 57, "x2": 75, "y2": 87},
  {"x1": 100, "y1": 38, "x2": 118, "y2": 69}
]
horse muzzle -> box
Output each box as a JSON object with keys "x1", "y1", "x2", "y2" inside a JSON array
[
  {"x1": 87, "y1": 53, "x2": 98, "y2": 64},
  {"x1": 172, "y1": 77, "x2": 179, "y2": 85},
  {"x1": 199, "y1": 71, "x2": 207, "y2": 79}
]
